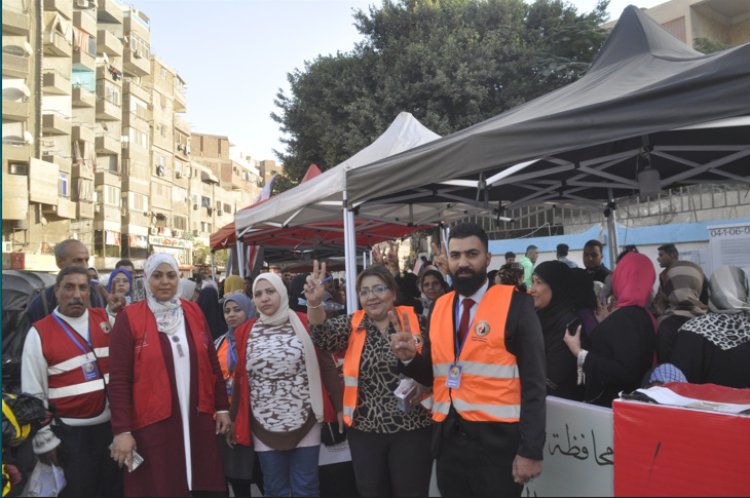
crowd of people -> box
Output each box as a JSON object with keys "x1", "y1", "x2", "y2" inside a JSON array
[{"x1": 10, "y1": 227, "x2": 750, "y2": 497}]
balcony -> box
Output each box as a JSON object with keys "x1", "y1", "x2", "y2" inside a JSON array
[
  {"x1": 77, "y1": 201, "x2": 95, "y2": 220},
  {"x1": 42, "y1": 153, "x2": 72, "y2": 172},
  {"x1": 28, "y1": 158, "x2": 59, "y2": 206},
  {"x1": 122, "y1": 107, "x2": 150, "y2": 129},
  {"x1": 72, "y1": 161, "x2": 94, "y2": 180},
  {"x1": 96, "y1": 134, "x2": 120, "y2": 155},
  {"x1": 97, "y1": 30, "x2": 123, "y2": 57},
  {"x1": 43, "y1": 0, "x2": 72, "y2": 20},
  {"x1": 97, "y1": 64, "x2": 122, "y2": 86},
  {"x1": 2, "y1": 100, "x2": 29, "y2": 121},
  {"x1": 2, "y1": 4, "x2": 30, "y2": 36},
  {"x1": 1, "y1": 172, "x2": 28, "y2": 220},
  {"x1": 43, "y1": 30, "x2": 73, "y2": 57},
  {"x1": 44, "y1": 198, "x2": 75, "y2": 219},
  {"x1": 123, "y1": 80, "x2": 149, "y2": 101},
  {"x1": 123, "y1": 47, "x2": 150, "y2": 77},
  {"x1": 174, "y1": 115, "x2": 191, "y2": 133},
  {"x1": 96, "y1": 99, "x2": 121, "y2": 121},
  {"x1": 2, "y1": 53, "x2": 29, "y2": 78},
  {"x1": 73, "y1": 10, "x2": 97, "y2": 37},
  {"x1": 42, "y1": 113, "x2": 72, "y2": 136},
  {"x1": 73, "y1": 48, "x2": 96, "y2": 70},
  {"x1": 72, "y1": 87, "x2": 95, "y2": 108},
  {"x1": 43, "y1": 71, "x2": 71, "y2": 95},
  {"x1": 94, "y1": 203, "x2": 122, "y2": 224},
  {"x1": 97, "y1": 0, "x2": 123, "y2": 25},
  {"x1": 174, "y1": 80, "x2": 186, "y2": 113},
  {"x1": 72, "y1": 125, "x2": 95, "y2": 144}
]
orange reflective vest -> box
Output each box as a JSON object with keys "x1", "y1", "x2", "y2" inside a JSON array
[
  {"x1": 123, "y1": 300, "x2": 217, "y2": 431},
  {"x1": 342, "y1": 306, "x2": 422, "y2": 427},
  {"x1": 430, "y1": 285, "x2": 521, "y2": 423},
  {"x1": 35, "y1": 308, "x2": 111, "y2": 419}
]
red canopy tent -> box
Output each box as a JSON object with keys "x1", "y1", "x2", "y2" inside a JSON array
[{"x1": 209, "y1": 164, "x2": 323, "y2": 252}]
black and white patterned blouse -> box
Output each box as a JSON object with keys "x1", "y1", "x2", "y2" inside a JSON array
[
  {"x1": 247, "y1": 320, "x2": 311, "y2": 432},
  {"x1": 310, "y1": 313, "x2": 432, "y2": 434}
]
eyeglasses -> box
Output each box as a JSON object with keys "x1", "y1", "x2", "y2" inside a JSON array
[{"x1": 358, "y1": 284, "x2": 390, "y2": 299}]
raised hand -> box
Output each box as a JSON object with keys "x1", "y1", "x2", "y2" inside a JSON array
[
  {"x1": 99, "y1": 284, "x2": 127, "y2": 314},
  {"x1": 303, "y1": 260, "x2": 328, "y2": 308},
  {"x1": 431, "y1": 241, "x2": 449, "y2": 275},
  {"x1": 389, "y1": 310, "x2": 417, "y2": 362}
]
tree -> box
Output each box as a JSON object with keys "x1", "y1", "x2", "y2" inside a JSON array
[{"x1": 272, "y1": 0, "x2": 609, "y2": 187}]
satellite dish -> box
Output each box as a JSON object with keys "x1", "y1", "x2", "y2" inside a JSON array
[{"x1": 40, "y1": 217, "x2": 48, "y2": 226}]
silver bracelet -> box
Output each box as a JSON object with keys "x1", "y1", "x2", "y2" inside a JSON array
[{"x1": 307, "y1": 302, "x2": 323, "y2": 309}]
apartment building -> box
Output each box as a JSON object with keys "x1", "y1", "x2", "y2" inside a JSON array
[
  {"x1": 257, "y1": 158, "x2": 283, "y2": 187},
  {"x1": 605, "y1": 0, "x2": 750, "y2": 48},
  {"x1": 190, "y1": 133, "x2": 262, "y2": 250},
  {"x1": 2, "y1": 0, "x2": 268, "y2": 272}
]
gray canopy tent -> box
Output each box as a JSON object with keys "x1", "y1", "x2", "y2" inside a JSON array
[{"x1": 346, "y1": 6, "x2": 750, "y2": 265}]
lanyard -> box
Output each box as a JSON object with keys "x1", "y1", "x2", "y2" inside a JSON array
[{"x1": 52, "y1": 312, "x2": 92, "y2": 355}]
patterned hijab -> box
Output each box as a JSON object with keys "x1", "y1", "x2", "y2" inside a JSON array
[
  {"x1": 657, "y1": 261, "x2": 707, "y2": 325},
  {"x1": 144, "y1": 253, "x2": 184, "y2": 336},
  {"x1": 679, "y1": 266, "x2": 750, "y2": 350}
]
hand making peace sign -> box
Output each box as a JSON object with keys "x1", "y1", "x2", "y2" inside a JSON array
[{"x1": 303, "y1": 260, "x2": 328, "y2": 308}]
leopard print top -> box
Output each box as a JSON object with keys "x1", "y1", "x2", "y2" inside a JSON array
[{"x1": 310, "y1": 313, "x2": 433, "y2": 433}]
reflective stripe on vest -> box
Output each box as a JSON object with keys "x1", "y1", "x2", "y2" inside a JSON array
[
  {"x1": 342, "y1": 306, "x2": 421, "y2": 427},
  {"x1": 430, "y1": 285, "x2": 521, "y2": 423},
  {"x1": 35, "y1": 309, "x2": 111, "y2": 419}
]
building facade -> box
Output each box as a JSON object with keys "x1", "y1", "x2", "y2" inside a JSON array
[{"x1": 2, "y1": 0, "x2": 264, "y2": 272}]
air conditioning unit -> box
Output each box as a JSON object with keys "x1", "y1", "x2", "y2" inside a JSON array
[
  {"x1": 175, "y1": 171, "x2": 183, "y2": 179},
  {"x1": 75, "y1": 0, "x2": 88, "y2": 8},
  {"x1": 149, "y1": 227, "x2": 158, "y2": 235},
  {"x1": 173, "y1": 229, "x2": 182, "y2": 238},
  {"x1": 132, "y1": 49, "x2": 142, "y2": 59},
  {"x1": 192, "y1": 229, "x2": 199, "y2": 236},
  {"x1": 193, "y1": 203, "x2": 198, "y2": 210},
  {"x1": 2, "y1": 241, "x2": 13, "y2": 253}
]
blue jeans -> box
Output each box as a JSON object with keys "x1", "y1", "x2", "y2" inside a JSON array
[{"x1": 256, "y1": 445, "x2": 320, "y2": 497}]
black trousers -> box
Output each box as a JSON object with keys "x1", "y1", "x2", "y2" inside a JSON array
[
  {"x1": 347, "y1": 426, "x2": 432, "y2": 497},
  {"x1": 53, "y1": 422, "x2": 122, "y2": 497},
  {"x1": 434, "y1": 415, "x2": 522, "y2": 498}
]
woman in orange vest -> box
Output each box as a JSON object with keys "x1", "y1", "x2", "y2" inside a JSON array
[
  {"x1": 215, "y1": 293, "x2": 256, "y2": 497},
  {"x1": 305, "y1": 262, "x2": 433, "y2": 497},
  {"x1": 229, "y1": 272, "x2": 343, "y2": 498},
  {"x1": 108, "y1": 253, "x2": 231, "y2": 497}
]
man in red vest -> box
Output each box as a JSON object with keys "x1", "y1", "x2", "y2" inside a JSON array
[
  {"x1": 391, "y1": 223, "x2": 547, "y2": 497},
  {"x1": 21, "y1": 266, "x2": 124, "y2": 497}
]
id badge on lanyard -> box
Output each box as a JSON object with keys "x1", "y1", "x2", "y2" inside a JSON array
[
  {"x1": 446, "y1": 364, "x2": 462, "y2": 389},
  {"x1": 82, "y1": 359, "x2": 99, "y2": 381}
]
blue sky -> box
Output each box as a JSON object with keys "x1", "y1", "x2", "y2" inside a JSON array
[{"x1": 131, "y1": 0, "x2": 664, "y2": 163}]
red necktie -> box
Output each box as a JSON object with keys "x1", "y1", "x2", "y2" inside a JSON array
[{"x1": 458, "y1": 298, "x2": 475, "y2": 345}]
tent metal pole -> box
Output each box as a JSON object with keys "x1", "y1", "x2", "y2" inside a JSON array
[
  {"x1": 210, "y1": 252, "x2": 216, "y2": 281},
  {"x1": 606, "y1": 196, "x2": 619, "y2": 268},
  {"x1": 343, "y1": 191, "x2": 359, "y2": 313},
  {"x1": 236, "y1": 240, "x2": 245, "y2": 279},
  {"x1": 362, "y1": 250, "x2": 367, "y2": 269}
]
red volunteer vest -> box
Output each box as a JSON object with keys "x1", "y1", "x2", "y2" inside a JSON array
[
  {"x1": 123, "y1": 300, "x2": 217, "y2": 431},
  {"x1": 342, "y1": 306, "x2": 422, "y2": 427},
  {"x1": 430, "y1": 285, "x2": 521, "y2": 423},
  {"x1": 231, "y1": 312, "x2": 337, "y2": 447},
  {"x1": 35, "y1": 308, "x2": 111, "y2": 419}
]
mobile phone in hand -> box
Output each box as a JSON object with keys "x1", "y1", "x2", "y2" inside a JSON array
[{"x1": 566, "y1": 317, "x2": 582, "y2": 335}]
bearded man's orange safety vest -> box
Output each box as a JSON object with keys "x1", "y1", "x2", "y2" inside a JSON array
[
  {"x1": 429, "y1": 284, "x2": 521, "y2": 423},
  {"x1": 342, "y1": 306, "x2": 422, "y2": 426}
]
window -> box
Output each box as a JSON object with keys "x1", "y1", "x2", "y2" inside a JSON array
[
  {"x1": 97, "y1": 185, "x2": 121, "y2": 207},
  {"x1": 160, "y1": 67, "x2": 167, "y2": 80},
  {"x1": 216, "y1": 200, "x2": 221, "y2": 210},
  {"x1": 174, "y1": 160, "x2": 184, "y2": 179},
  {"x1": 87, "y1": 36, "x2": 96, "y2": 56},
  {"x1": 223, "y1": 203, "x2": 231, "y2": 214},
  {"x1": 97, "y1": 81, "x2": 121, "y2": 107},
  {"x1": 8, "y1": 162, "x2": 28, "y2": 175},
  {"x1": 160, "y1": 124, "x2": 167, "y2": 138},
  {"x1": 201, "y1": 196, "x2": 211, "y2": 208},
  {"x1": 96, "y1": 155, "x2": 119, "y2": 174},
  {"x1": 173, "y1": 216, "x2": 187, "y2": 230},
  {"x1": 129, "y1": 192, "x2": 147, "y2": 211},
  {"x1": 172, "y1": 186, "x2": 186, "y2": 203},
  {"x1": 59, "y1": 172, "x2": 69, "y2": 197},
  {"x1": 74, "y1": 178, "x2": 94, "y2": 202},
  {"x1": 129, "y1": 128, "x2": 148, "y2": 148},
  {"x1": 129, "y1": 95, "x2": 148, "y2": 120},
  {"x1": 200, "y1": 222, "x2": 212, "y2": 233}
]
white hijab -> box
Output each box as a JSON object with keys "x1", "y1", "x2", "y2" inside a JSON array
[
  {"x1": 252, "y1": 272, "x2": 324, "y2": 422},
  {"x1": 144, "y1": 253, "x2": 184, "y2": 336}
]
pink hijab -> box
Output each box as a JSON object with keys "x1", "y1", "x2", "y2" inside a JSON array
[{"x1": 612, "y1": 252, "x2": 657, "y2": 329}]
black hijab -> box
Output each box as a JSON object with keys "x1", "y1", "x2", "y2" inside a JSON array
[
  {"x1": 534, "y1": 261, "x2": 574, "y2": 332},
  {"x1": 196, "y1": 286, "x2": 227, "y2": 340},
  {"x1": 569, "y1": 268, "x2": 597, "y2": 310}
]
